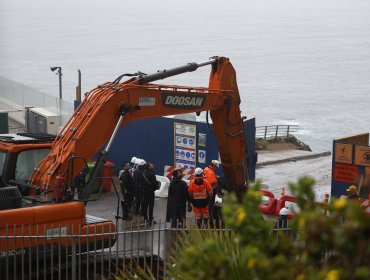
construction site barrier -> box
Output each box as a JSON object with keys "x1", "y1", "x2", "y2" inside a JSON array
[
  {"x1": 164, "y1": 165, "x2": 195, "y2": 180},
  {"x1": 259, "y1": 189, "x2": 332, "y2": 219}
]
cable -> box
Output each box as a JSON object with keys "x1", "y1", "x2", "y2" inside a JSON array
[{"x1": 112, "y1": 72, "x2": 146, "y2": 84}]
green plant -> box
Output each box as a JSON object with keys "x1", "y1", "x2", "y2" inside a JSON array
[{"x1": 121, "y1": 177, "x2": 370, "y2": 279}]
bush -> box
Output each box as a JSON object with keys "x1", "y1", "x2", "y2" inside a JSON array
[
  {"x1": 121, "y1": 177, "x2": 370, "y2": 279},
  {"x1": 166, "y1": 177, "x2": 370, "y2": 280}
]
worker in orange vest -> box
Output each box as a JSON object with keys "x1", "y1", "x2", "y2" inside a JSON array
[
  {"x1": 204, "y1": 160, "x2": 220, "y2": 188},
  {"x1": 188, "y1": 168, "x2": 213, "y2": 228}
]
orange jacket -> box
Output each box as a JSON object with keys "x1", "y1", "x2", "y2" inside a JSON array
[
  {"x1": 204, "y1": 166, "x2": 217, "y2": 188},
  {"x1": 188, "y1": 177, "x2": 213, "y2": 201}
]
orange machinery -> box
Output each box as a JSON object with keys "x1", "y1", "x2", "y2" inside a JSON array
[{"x1": 0, "y1": 56, "x2": 248, "y2": 255}]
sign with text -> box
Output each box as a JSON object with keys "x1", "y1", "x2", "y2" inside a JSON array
[
  {"x1": 354, "y1": 146, "x2": 370, "y2": 167},
  {"x1": 333, "y1": 163, "x2": 359, "y2": 184},
  {"x1": 174, "y1": 122, "x2": 196, "y2": 169},
  {"x1": 198, "y1": 150, "x2": 206, "y2": 164},
  {"x1": 334, "y1": 143, "x2": 353, "y2": 164}
]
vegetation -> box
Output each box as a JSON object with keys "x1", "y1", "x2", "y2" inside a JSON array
[{"x1": 123, "y1": 177, "x2": 370, "y2": 280}]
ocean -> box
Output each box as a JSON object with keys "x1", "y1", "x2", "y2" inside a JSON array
[{"x1": 1, "y1": 0, "x2": 370, "y2": 152}]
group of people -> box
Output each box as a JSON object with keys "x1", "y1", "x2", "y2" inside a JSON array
[
  {"x1": 119, "y1": 157, "x2": 226, "y2": 227},
  {"x1": 167, "y1": 159, "x2": 227, "y2": 228},
  {"x1": 119, "y1": 157, "x2": 160, "y2": 224}
]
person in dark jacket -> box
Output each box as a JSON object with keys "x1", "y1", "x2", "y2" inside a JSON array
[
  {"x1": 141, "y1": 163, "x2": 159, "y2": 224},
  {"x1": 210, "y1": 175, "x2": 228, "y2": 228},
  {"x1": 134, "y1": 159, "x2": 146, "y2": 215},
  {"x1": 119, "y1": 162, "x2": 134, "y2": 221},
  {"x1": 168, "y1": 169, "x2": 189, "y2": 228}
]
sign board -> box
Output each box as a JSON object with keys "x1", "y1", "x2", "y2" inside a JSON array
[
  {"x1": 174, "y1": 122, "x2": 196, "y2": 169},
  {"x1": 139, "y1": 97, "x2": 156, "y2": 106},
  {"x1": 354, "y1": 146, "x2": 370, "y2": 167},
  {"x1": 198, "y1": 150, "x2": 206, "y2": 164},
  {"x1": 333, "y1": 164, "x2": 359, "y2": 184},
  {"x1": 334, "y1": 143, "x2": 353, "y2": 164},
  {"x1": 335, "y1": 133, "x2": 369, "y2": 146},
  {"x1": 198, "y1": 133, "x2": 206, "y2": 147}
]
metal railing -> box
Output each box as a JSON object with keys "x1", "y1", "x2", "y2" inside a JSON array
[
  {"x1": 0, "y1": 221, "x2": 292, "y2": 280},
  {"x1": 255, "y1": 125, "x2": 299, "y2": 140}
]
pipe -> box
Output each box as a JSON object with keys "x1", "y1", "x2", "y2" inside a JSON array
[{"x1": 137, "y1": 58, "x2": 218, "y2": 85}]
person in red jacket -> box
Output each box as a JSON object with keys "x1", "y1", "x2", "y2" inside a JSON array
[
  {"x1": 188, "y1": 168, "x2": 213, "y2": 228},
  {"x1": 204, "y1": 160, "x2": 220, "y2": 188}
]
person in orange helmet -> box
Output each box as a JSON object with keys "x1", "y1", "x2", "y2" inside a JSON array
[{"x1": 188, "y1": 167, "x2": 213, "y2": 228}]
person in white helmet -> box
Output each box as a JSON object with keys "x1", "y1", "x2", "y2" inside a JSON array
[
  {"x1": 130, "y1": 157, "x2": 138, "y2": 176},
  {"x1": 188, "y1": 167, "x2": 213, "y2": 228},
  {"x1": 276, "y1": 206, "x2": 290, "y2": 229}
]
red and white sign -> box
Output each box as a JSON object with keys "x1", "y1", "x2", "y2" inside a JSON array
[
  {"x1": 164, "y1": 165, "x2": 195, "y2": 180},
  {"x1": 333, "y1": 164, "x2": 359, "y2": 184},
  {"x1": 359, "y1": 198, "x2": 370, "y2": 215}
]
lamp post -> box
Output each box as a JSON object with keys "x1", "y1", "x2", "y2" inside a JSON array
[{"x1": 50, "y1": 66, "x2": 63, "y2": 99}]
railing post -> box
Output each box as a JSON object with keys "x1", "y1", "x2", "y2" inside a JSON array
[
  {"x1": 287, "y1": 125, "x2": 290, "y2": 137},
  {"x1": 264, "y1": 126, "x2": 267, "y2": 139},
  {"x1": 71, "y1": 226, "x2": 76, "y2": 280}
]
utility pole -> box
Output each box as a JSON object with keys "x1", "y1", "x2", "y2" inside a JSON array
[{"x1": 50, "y1": 66, "x2": 63, "y2": 99}]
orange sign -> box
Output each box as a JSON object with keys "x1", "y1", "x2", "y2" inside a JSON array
[
  {"x1": 334, "y1": 164, "x2": 359, "y2": 184},
  {"x1": 354, "y1": 146, "x2": 370, "y2": 167},
  {"x1": 334, "y1": 143, "x2": 353, "y2": 164}
]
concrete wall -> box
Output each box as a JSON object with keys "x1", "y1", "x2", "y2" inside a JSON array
[{"x1": 0, "y1": 97, "x2": 24, "y2": 124}]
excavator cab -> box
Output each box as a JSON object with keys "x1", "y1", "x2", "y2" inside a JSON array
[{"x1": 0, "y1": 133, "x2": 54, "y2": 210}]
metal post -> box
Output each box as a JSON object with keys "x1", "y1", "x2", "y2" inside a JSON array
[
  {"x1": 71, "y1": 225, "x2": 76, "y2": 280},
  {"x1": 58, "y1": 67, "x2": 62, "y2": 99},
  {"x1": 51, "y1": 66, "x2": 63, "y2": 99},
  {"x1": 275, "y1": 125, "x2": 279, "y2": 140},
  {"x1": 76, "y1": 69, "x2": 82, "y2": 102},
  {"x1": 287, "y1": 125, "x2": 290, "y2": 137}
]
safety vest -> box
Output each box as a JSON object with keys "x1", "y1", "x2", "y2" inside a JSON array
[{"x1": 189, "y1": 177, "x2": 211, "y2": 208}]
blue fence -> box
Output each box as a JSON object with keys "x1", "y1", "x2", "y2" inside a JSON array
[{"x1": 106, "y1": 117, "x2": 256, "y2": 180}]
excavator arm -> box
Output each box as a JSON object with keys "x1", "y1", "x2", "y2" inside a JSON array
[{"x1": 29, "y1": 57, "x2": 248, "y2": 201}]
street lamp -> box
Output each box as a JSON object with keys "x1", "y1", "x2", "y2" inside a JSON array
[{"x1": 50, "y1": 66, "x2": 63, "y2": 99}]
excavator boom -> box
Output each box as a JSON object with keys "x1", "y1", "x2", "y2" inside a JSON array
[{"x1": 30, "y1": 56, "x2": 248, "y2": 201}]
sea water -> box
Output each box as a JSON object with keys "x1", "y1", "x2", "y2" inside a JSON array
[{"x1": 1, "y1": 0, "x2": 370, "y2": 152}]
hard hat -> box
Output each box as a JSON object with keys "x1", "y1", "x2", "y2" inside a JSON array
[
  {"x1": 137, "y1": 159, "x2": 146, "y2": 166},
  {"x1": 131, "y1": 157, "x2": 138, "y2": 164},
  {"x1": 211, "y1": 160, "x2": 220, "y2": 167},
  {"x1": 279, "y1": 206, "x2": 290, "y2": 216},
  {"x1": 346, "y1": 185, "x2": 358, "y2": 193},
  {"x1": 194, "y1": 167, "x2": 203, "y2": 176}
]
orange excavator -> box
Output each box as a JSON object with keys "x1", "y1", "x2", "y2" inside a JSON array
[{"x1": 0, "y1": 56, "x2": 248, "y2": 255}]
